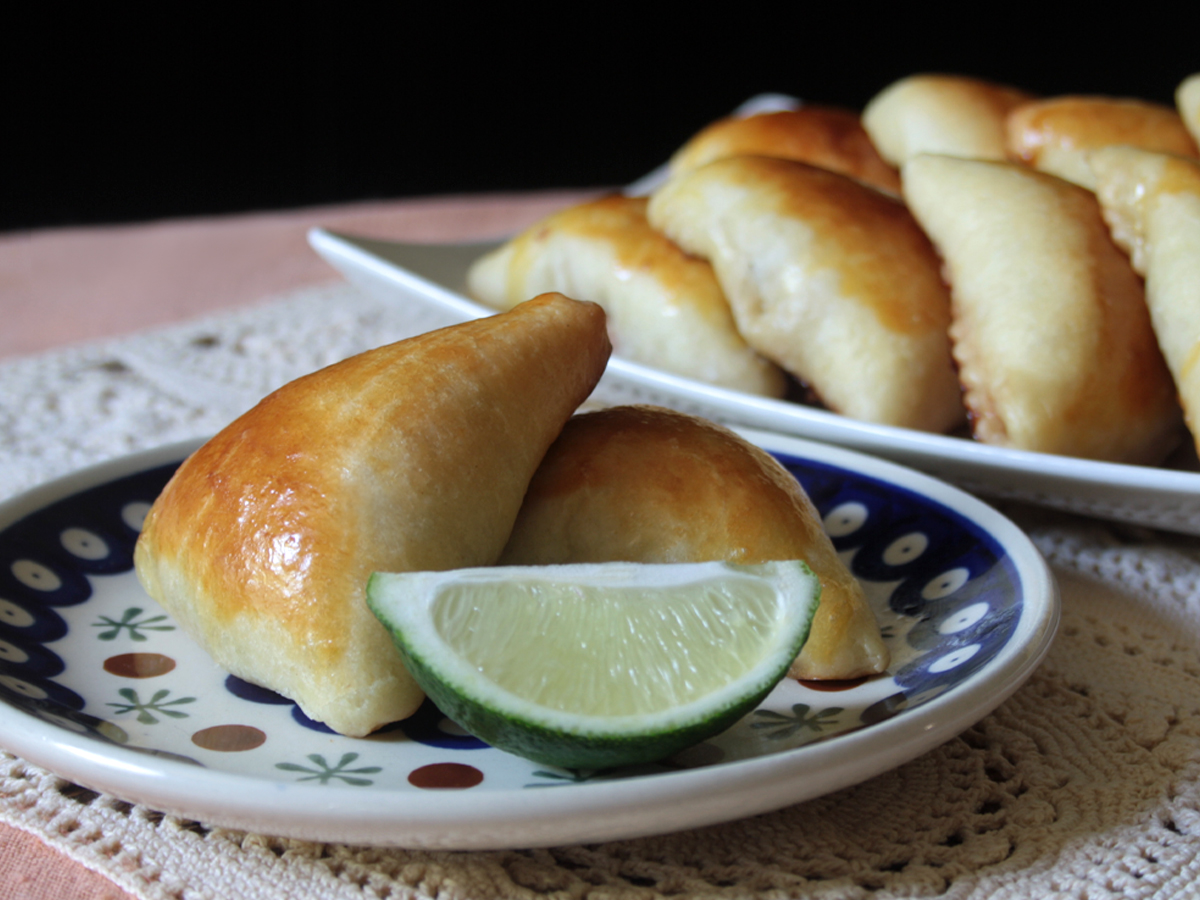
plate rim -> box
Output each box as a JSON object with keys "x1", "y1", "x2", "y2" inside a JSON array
[{"x1": 0, "y1": 433, "x2": 1058, "y2": 849}]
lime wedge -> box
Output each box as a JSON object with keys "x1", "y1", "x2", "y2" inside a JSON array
[{"x1": 367, "y1": 560, "x2": 820, "y2": 769}]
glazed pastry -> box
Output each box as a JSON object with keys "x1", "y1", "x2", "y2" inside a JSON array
[
  {"x1": 499, "y1": 405, "x2": 889, "y2": 681},
  {"x1": 647, "y1": 156, "x2": 964, "y2": 432},
  {"x1": 134, "y1": 294, "x2": 611, "y2": 736},
  {"x1": 466, "y1": 194, "x2": 785, "y2": 397},
  {"x1": 903, "y1": 154, "x2": 1182, "y2": 462},
  {"x1": 1179, "y1": 74, "x2": 1200, "y2": 146},
  {"x1": 1006, "y1": 96, "x2": 1199, "y2": 189},
  {"x1": 1090, "y1": 146, "x2": 1200, "y2": 452},
  {"x1": 862, "y1": 74, "x2": 1034, "y2": 165},
  {"x1": 669, "y1": 106, "x2": 902, "y2": 195}
]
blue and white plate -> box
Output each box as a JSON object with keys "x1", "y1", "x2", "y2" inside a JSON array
[{"x1": 0, "y1": 430, "x2": 1057, "y2": 849}]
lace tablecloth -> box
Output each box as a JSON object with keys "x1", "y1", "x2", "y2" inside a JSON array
[{"x1": 3, "y1": 250, "x2": 1200, "y2": 899}]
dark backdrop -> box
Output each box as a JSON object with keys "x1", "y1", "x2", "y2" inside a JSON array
[{"x1": 10, "y1": 10, "x2": 1196, "y2": 232}]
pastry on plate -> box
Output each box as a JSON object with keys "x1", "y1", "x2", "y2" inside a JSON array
[
  {"x1": 862, "y1": 73, "x2": 1034, "y2": 166},
  {"x1": 1090, "y1": 145, "x2": 1200, "y2": 451},
  {"x1": 1179, "y1": 74, "x2": 1200, "y2": 145},
  {"x1": 134, "y1": 293, "x2": 611, "y2": 736},
  {"x1": 647, "y1": 155, "x2": 964, "y2": 432},
  {"x1": 466, "y1": 194, "x2": 785, "y2": 397},
  {"x1": 902, "y1": 154, "x2": 1182, "y2": 462},
  {"x1": 1006, "y1": 95, "x2": 1199, "y2": 189},
  {"x1": 499, "y1": 405, "x2": 889, "y2": 681},
  {"x1": 668, "y1": 106, "x2": 901, "y2": 195}
]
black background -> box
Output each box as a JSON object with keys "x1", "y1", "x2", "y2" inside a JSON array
[{"x1": 10, "y1": 10, "x2": 1196, "y2": 233}]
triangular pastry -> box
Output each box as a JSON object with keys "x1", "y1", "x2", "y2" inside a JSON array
[
  {"x1": 467, "y1": 194, "x2": 785, "y2": 397},
  {"x1": 647, "y1": 156, "x2": 964, "y2": 432},
  {"x1": 862, "y1": 74, "x2": 1034, "y2": 166},
  {"x1": 499, "y1": 405, "x2": 889, "y2": 681},
  {"x1": 1090, "y1": 146, "x2": 1200, "y2": 452},
  {"x1": 134, "y1": 293, "x2": 611, "y2": 736},
  {"x1": 903, "y1": 154, "x2": 1182, "y2": 462},
  {"x1": 669, "y1": 106, "x2": 901, "y2": 195},
  {"x1": 1006, "y1": 95, "x2": 1198, "y2": 189}
]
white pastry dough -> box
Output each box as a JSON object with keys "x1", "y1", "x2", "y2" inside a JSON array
[
  {"x1": 499, "y1": 405, "x2": 889, "y2": 681},
  {"x1": 1006, "y1": 96, "x2": 1199, "y2": 189},
  {"x1": 647, "y1": 156, "x2": 964, "y2": 432},
  {"x1": 863, "y1": 74, "x2": 1034, "y2": 166},
  {"x1": 1091, "y1": 145, "x2": 1200, "y2": 452},
  {"x1": 134, "y1": 294, "x2": 612, "y2": 736},
  {"x1": 467, "y1": 194, "x2": 785, "y2": 396},
  {"x1": 903, "y1": 154, "x2": 1182, "y2": 462},
  {"x1": 1178, "y1": 74, "x2": 1200, "y2": 146},
  {"x1": 670, "y1": 106, "x2": 901, "y2": 195}
]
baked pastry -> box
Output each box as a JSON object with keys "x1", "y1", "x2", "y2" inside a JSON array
[
  {"x1": 1006, "y1": 96, "x2": 1199, "y2": 189},
  {"x1": 669, "y1": 106, "x2": 901, "y2": 195},
  {"x1": 466, "y1": 194, "x2": 785, "y2": 397},
  {"x1": 1179, "y1": 74, "x2": 1200, "y2": 146},
  {"x1": 647, "y1": 156, "x2": 964, "y2": 432},
  {"x1": 1090, "y1": 146, "x2": 1200, "y2": 452},
  {"x1": 862, "y1": 74, "x2": 1034, "y2": 166},
  {"x1": 498, "y1": 405, "x2": 889, "y2": 681},
  {"x1": 134, "y1": 293, "x2": 611, "y2": 736},
  {"x1": 902, "y1": 154, "x2": 1182, "y2": 462}
]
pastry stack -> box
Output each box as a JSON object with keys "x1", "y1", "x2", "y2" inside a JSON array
[{"x1": 469, "y1": 72, "x2": 1200, "y2": 465}]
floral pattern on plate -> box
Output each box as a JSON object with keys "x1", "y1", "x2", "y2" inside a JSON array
[
  {"x1": 0, "y1": 432, "x2": 1057, "y2": 847},
  {"x1": 0, "y1": 445, "x2": 1021, "y2": 792}
]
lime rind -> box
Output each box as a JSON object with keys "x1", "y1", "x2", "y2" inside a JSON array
[{"x1": 367, "y1": 560, "x2": 820, "y2": 769}]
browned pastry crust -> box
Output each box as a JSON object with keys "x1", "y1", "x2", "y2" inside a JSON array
[
  {"x1": 647, "y1": 156, "x2": 964, "y2": 433},
  {"x1": 669, "y1": 106, "x2": 902, "y2": 195},
  {"x1": 903, "y1": 155, "x2": 1182, "y2": 462},
  {"x1": 134, "y1": 293, "x2": 612, "y2": 736},
  {"x1": 1006, "y1": 96, "x2": 1199, "y2": 188},
  {"x1": 499, "y1": 405, "x2": 889, "y2": 681},
  {"x1": 467, "y1": 195, "x2": 785, "y2": 396},
  {"x1": 862, "y1": 74, "x2": 1035, "y2": 165}
]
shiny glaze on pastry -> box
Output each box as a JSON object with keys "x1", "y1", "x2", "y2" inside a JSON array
[
  {"x1": 134, "y1": 293, "x2": 612, "y2": 736},
  {"x1": 903, "y1": 155, "x2": 1182, "y2": 462},
  {"x1": 499, "y1": 405, "x2": 889, "y2": 681},
  {"x1": 467, "y1": 194, "x2": 785, "y2": 396},
  {"x1": 647, "y1": 156, "x2": 964, "y2": 432},
  {"x1": 863, "y1": 74, "x2": 1035, "y2": 166},
  {"x1": 1006, "y1": 96, "x2": 1199, "y2": 188},
  {"x1": 669, "y1": 106, "x2": 901, "y2": 195}
]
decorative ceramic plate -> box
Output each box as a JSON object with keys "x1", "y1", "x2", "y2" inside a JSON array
[
  {"x1": 307, "y1": 227, "x2": 1200, "y2": 537},
  {"x1": 0, "y1": 431, "x2": 1057, "y2": 849}
]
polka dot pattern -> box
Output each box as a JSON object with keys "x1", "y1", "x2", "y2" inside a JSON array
[{"x1": 0, "y1": 445, "x2": 1033, "y2": 801}]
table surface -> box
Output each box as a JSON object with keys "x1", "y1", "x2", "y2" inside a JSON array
[{"x1": 0, "y1": 188, "x2": 602, "y2": 898}]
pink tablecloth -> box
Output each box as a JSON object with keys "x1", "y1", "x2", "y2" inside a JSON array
[{"x1": 0, "y1": 188, "x2": 601, "y2": 898}]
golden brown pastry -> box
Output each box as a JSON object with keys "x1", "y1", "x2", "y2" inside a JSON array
[
  {"x1": 902, "y1": 154, "x2": 1182, "y2": 462},
  {"x1": 1006, "y1": 96, "x2": 1199, "y2": 189},
  {"x1": 669, "y1": 106, "x2": 902, "y2": 195},
  {"x1": 466, "y1": 194, "x2": 785, "y2": 397},
  {"x1": 498, "y1": 405, "x2": 889, "y2": 681},
  {"x1": 647, "y1": 156, "x2": 964, "y2": 432},
  {"x1": 1090, "y1": 146, "x2": 1200, "y2": 451},
  {"x1": 862, "y1": 74, "x2": 1035, "y2": 166},
  {"x1": 134, "y1": 294, "x2": 611, "y2": 736},
  {"x1": 1178, "y1": 74, "x2": 1200, "y2": 146}
]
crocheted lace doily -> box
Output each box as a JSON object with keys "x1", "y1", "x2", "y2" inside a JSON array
[{"x1": 3, "y1": 282, "x2": 1200, "y2": 900}]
